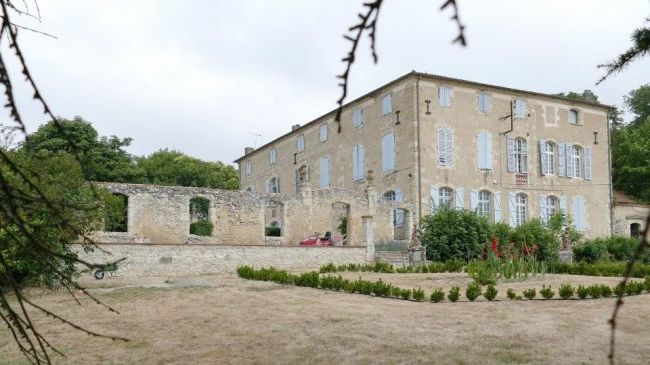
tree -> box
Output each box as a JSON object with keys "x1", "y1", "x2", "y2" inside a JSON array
[
  {"x1": 611, "y1": 115, "x2": 650, "y2": 202},
  {"x1": 26, "y1": 117, "x2": 143, "y2": 183},
  {"x1": 624, "y1": 83, "x2": 650, "y2": 126},
  {"x1": 598, "y1": 18, "x2": 650, "y2": 84},
  {"x1": 555, "y1": 90, "x2": 599, "y2": 103},
  {"x1": 136, "y1": 149, "x2": 238, "y2": 189}
]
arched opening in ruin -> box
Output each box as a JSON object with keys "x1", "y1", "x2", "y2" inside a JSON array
[
  {"x1": 264, "y1": 201, "x2": 284, "y2": 237},
  {"x1": 631, "y1": 223, "x2": 641, "y2": 239},
  {"x1": 332, "y1": 202, "x2": 350, "y2": 245},
  {"x1": 104, "y1": 193, "x2": 128, "y2": 232},
  {"x1": 189, "y1": 197, "x2": 212, "y2": 236},
  {"x1": 393, "y1": 208, "x2": 410, "y2": 241}
]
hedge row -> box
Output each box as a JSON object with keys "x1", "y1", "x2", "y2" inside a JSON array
[
  {"x1": 548, "y1": 261, "x2": 650, "y2": 278},
  {"x1": 237, "y1": 266, "x2": 650, "y2": 303},
  {"x1": 318, "y1": 261, "x2": 464, "y2": 274}
]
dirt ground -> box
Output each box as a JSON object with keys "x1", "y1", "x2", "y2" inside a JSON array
[{"x1": 1, "y1": 273, "x2": 650, "y2": 365}]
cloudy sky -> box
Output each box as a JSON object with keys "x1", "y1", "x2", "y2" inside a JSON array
[{"x1": 4, "y1": 0, "x2": 649, "y2": 165}]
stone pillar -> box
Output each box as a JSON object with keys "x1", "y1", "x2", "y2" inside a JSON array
[
  {"x1": 299, "y1": 181, "x2": 313, "y2": 235},
  {"x1": 362, "y1": 215, "x2": 375, "y2": 262}
]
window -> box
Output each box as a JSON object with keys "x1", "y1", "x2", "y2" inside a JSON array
[
  {"x1": 296, "y1": 134, "x2": 305, "y2": 152},
  {"x1": 478, "y1": 92, "x2": 490, "y2": 113},
  {"x1": 477, "y1": 131, "x2": 493, "y2": 170},
  {"x1": 568, "y1": 145, "x2": 581, "y2": 178},
  {"x1": 245, "y1": 186, "x2": 254, "y2": 192},
  {"x1": 394, "y1": 208, "x2": 406, "y2": 228},
  {"x1": 269, "y1": 148, "x2": 277, "y2": 164},
  {"x1": 478, "y1": 190, "x2": 492, "y2": 219},
  {"x1": 319, "y1": 124, "x2": 328, "y2": 142},
  {"x1": 382, "y1": 94, "x2": 392, "y2": 115},
  {"x1": 353, "y1": 108, "x2": 363, "y2": 128},
  {"x1": 267, "y1": 177, "x2": 280, "y2": 193},
  {"x1": 245, "y1": 160, "x2": 252, "y2": 175},
  {"x1": 540, "y1": 141, "x2": 555, "y2": 175},
  {"x1": 319, "y1": 157, "x2": 329, "y2": 188},
  {"x1": 515, "y1": 193, "x2": 527, "y2": 227},
  {"x1": 381, "y1": 133, "x2": 396, "y2": 172},
  {"x1": 514, "y1": 99, "x2": 527, "y2": 118},
  {"x1": 383, "y1": 190, "x2": 396, "y2": 202},
  {"x1": 439, "y1": 187, "x2": 453, "y2": 209},
  {"x1": 352, "y1": 144, "x2": 365, "y2": 181},
  {"x1": 439, "y1": 85, "x2": 451, "y2": 107},
  {"x1": 437, "y1": 127, "x2": 454, "y2": 167},
  {"x1": 569, "y1": 109, "x2": 579, "y2": 124},
  {"x1": 540, "y1": 195, "x2": 559, "y2": 223},
  {"x1": 513, "y1": 138, "x2": 528, "y2": 173}
]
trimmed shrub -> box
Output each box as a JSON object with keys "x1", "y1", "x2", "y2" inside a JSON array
[
  {"x1": 559, "y1": 283, "x2": 574, "y2": 300},
  {"x1": 522, "y1": 288, "x2": 536, "y2": 300},
  {"x1": 400, "y1": 289, "x2": 413, "y2": 300},
  {"x1": 572, "y1": 239, "x2": 608, "y2": 263},
  {"x1": 447, "y1": 286, "x2": 460, "y2": 302},
  {"x1": 540, "y1": 285, "x2": 555, "y2": 300},
  {"x1": 190, "y1": 220, "x2": 213, "y2": 236},
  {"x1": 372, "y1": 279, "x2": 392, "y2": 297},
  {"x1": 576, "y1": 285, "x2": 590, "y2": 299},
  {"x1": 413, "y1": 288, "x2": 426, "y2": 302},
  {"x1": 547, "y1": 261, "x2": 650, "y2": 278},
  {"x1": 506, "y1": 288, "x2": 517, "y2": 300},
  {"x1": 294, "y1": 271, "x2": 320, "y2": 288},
  {"x1": 265, "y1": 226, "x2": 281, "y2": 237},
  {"x1": 421, "y1": 208, "x2": 491, "y2": 262},
  {"x1": 613, "y1": 283, "x2": 626, "y2": 297},
  {"x1": 467, "y1": 260, "x2": 497, "y2": 285},
  {"x1": 483, "y1": 284, "x2": 498, "y2": 301},
  {"x1": 588, "y1": 284, "x2": 602, "y2": 299},
  {"x1": 430, "y1": 289, "x2": 445, "y2": 303},
  {"x1": 601, "y1": 285, "x2": 613, "y2": 297},
  {"x1": 465, "y1": 282, "x2": 482, "y2": 301}
]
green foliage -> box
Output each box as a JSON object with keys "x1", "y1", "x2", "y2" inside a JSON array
[
  {"x1": 337, "y1": 215, "x2": 348, "y2": 236},
  {"x1": 626, "y1": 281, "x2": 645, "y2": 295},
  {"x1": 540, "y1": 285, "x2": 555, "y2": 300},
  {"x1": 265, "y1": 226, "x2": 281, "y2": 237},
  {"x1": 555, "y1": 90, "x2": 599, "y2": 103},
  {"x1": 483, "y1": 284, "x2": 498, "y2": 301},
  {"x1": 572, "y1": 236, "x2": 646, "y2": 263},
  {"x1": 559, "y1": 283, "x2": 574, "y2": 300},
  {"x1": 430, "y1": 289, "x2": 445, "y2": 303},
  {"x1": 190, "y1": 197, "x2": 209, "y2": 220},
  {"x1": 294, "y1": 271, "x2": 320, "y2": 288},
  {"x1": 190, "y1": 220, "x2": 213, "y2": 236},
  {"x1": 103, "y1": 193, "x2": 128, "y2": 232},
  {"x1": 572, "y1": 239, "x2": 608, "y2": 263},
  {"x1": 576, "y1": 285, "x2": 590, "y2": 299},
  {"x1": 548, "y1": 261, "x2": 650, "y2": 278},
  {"x1": 588, "y1": 284, "x2": 603, "y2": 299},
  {"x1": 522, "y1": 288, "x2": 536, "y2": 300},
  {"x1": 420, "y1": 208, "x2": 491, "y2": 262},
  {"x1": 611, "y1": 114, "x2": 650, "y2": 202},
  {"x1": 509, "y1": 218, "x2": 562, "y2": 262},
  {"x1": 372, "y1": 279, "x2": 392, "y2": 297},
  {"x1": 467, "y1": 260, "x2": 497, "y2": 285},
  {"x1": 400, "y1": 288, "x2": 412, "y2": 300},
  {"x1": 465, "y1": 282, "x2": 482, "y2": 301},
  {"x1": 645, "y1": 276, "x2": 650, "y2": 292},
  {"x1": 506, "y1": 288, "x2": 517, "y2": 300},
  {"x1": 624, "y1": 84, "x2": 650, "y2": 126},
  {"x1": 317, "y1": 261, "x2": 464, "y2": 274},
  {"x1": 412, "y1": 288, "x2": 426, "y2": 302},
  {"x1": 613, "y1": 283, "x2": 626, "y2": 297},
  {"x1": 447, "y1": 286, "x2": 460, "y2": 302}
]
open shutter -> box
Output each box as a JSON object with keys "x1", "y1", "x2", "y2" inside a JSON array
[
  {"x1": 584, "y1": 146, "x2": 592, "y2": 180},
  {"x1": 388, "y1": 133, "x2": 395, "y2": 171},
  {"x1": 521, "y1": 139, "x2": 528, "y2": 172},
  {"x1": 470, "y1": 189, "x2": 479, "y2": 212},
  {"x1": 276, "y1": 176, "x2": 280, "y2": 193},
  {"x1": 358, "y1": 144, "x2": 365, "y2": 179},
  {"x1": 430, "y1": 185, "x2": 439, "y2": 213},
  {"x1": 381, "y1": 135, "x2": 388, "y2": 172},
  {"x1": 507, "y1": 136, "x2": 515, "y2": 172},
  {"x1": 558, "y1": 142, "x2": 566, "y2": 177},
  {"x1": 352, "y1": 146, "x2": 359, "y2": 180},
  {"x1": 477, "y1": 133, "x2": 486, "y2": 169},
  {"x1": 395, "y1": 188, "x2": 403, "y2": 203},
  {"x1": 508, "y1": 192, "x2": 516, "y2": 227},
  {"x1": 447, "y1": 129, "x2": 454, "y2": 166},
  {"x1": 539, "y1": 139, "x2": 547, "y2": 175},
  {"x1": 566, "y1": 144, "x2": 575, "y2": 178},
  {"x1": 485, "y1": 132, "x2": 493, "y2": 170},
  {"x1": 455, "y1": 188, "x2": 464, "y2": 209},
  {"x1": 539, "y1": 194, "x2": 547, "y2": 223},
  {"x1": 573, "y1": 197, "x2": 581, "y2": 230},
  {"x1": 494, "y1": 192, "x2": 502, "y2": 222},
  {"x1": 560, "y1": 196, "x2": 567, "y2": 215},
  {"x1": 319, "y1": 157, "x2": 329, "y2": 188}
]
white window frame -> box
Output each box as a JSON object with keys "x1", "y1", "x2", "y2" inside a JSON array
[
  {"x1": 383, "y1": 190, "x2": 396, "y2": 202},
  {"x1": 319, "y1": 124, "x2": 328, "y2": 142},
  {"x1": 297, "y1": 134, "x2": 305, "y2": 152},
  {"x1": 569, "y1": 145, "x2": 581, "y2": 178},
  {"x1": 437, "y1": 127, "x2": 454, "y2": 167},
  {"x1": 478, "y1": 92, "x2": 490, "y2": 114},
  {"x1": 353, "y1": 108, "x2": 363, "y2": 128},
  {"x1": 515, "y1": 193, "x2": 527, "y2": 226},
  {"x1": 542, "y1": 141, "x2": 555, "y2": 175},
  {"x1": 269, "y1": 148, "x2": 277, "y2": 165},
  {"x1": 382, "y1": 94, "x2": 392, "y2": 116},
  {"x1": 514, "y1": 138, "x2": 528, "y2": 173},
  {"x1": 439, "y1": 187, "x2": 453, "y2": 209},
  {"x1": 478, "y1": 190, "x2": 492, "y2": 219}
]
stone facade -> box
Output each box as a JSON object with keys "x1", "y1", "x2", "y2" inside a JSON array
[
  {"x1": 73, "y1": 244, "x2": 366, "y2": 277},
  {"x1": 612, "y1": 190, "x2": 650, "y2": 238},
  {"x1": 236, "y1": 71, "x2": 613, "y2": 238}
]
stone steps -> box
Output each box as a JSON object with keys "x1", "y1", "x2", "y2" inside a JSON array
[{"x1": 374, "y1": 251, "x2": 408, "y2": 265}]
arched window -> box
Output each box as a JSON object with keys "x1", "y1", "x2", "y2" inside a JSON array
[
  {"x1": 478, "y1": 190, "x2": 492, "y2": 219},
  {"x1": 514, "y1": 138, "x2": 528, "y2": 173},
  {"x1": 383, "y1": 190, "x2": 396, "y2": 202},
  {"x1": 569, "y1": 145, "x2": 582, "y2": 178},
  {"x1": 541, "y1": 195, "x2": 559, "y2": 223},
  {"x1": 439, "y1": 187, "x2": 453, "y2": 208},
  {"x1": 542, "y1": 141, "x2": 555, "y2": 175},
  {"x1": 515, "y1": 193, "x2": 527, "y2": 226},
  {"x1": 267, "y1": 177, "x2": 279, "y2": 193}
]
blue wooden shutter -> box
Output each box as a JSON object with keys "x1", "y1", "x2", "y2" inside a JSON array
[
  {"x1": 584, "y1": 146, "x2": 592, "y2": 180},
  {"x1": 319, "y1": 124, "x2": 328, "y2": 142},
  {"x1": 319, "y1": 157, "x2": 329, "y2": 188},
  {"x1": 539, "y1": 194, "x2": 548, "y2": 223},
  {"x1": 382, "y1": 95, "x2": 392, "y2": 115},
  {"x1": 395, "y1": 188, "x2": 403, "y2": 203},
  {"x1": 352, "y1": 145, "x2": 359, "y2": 180},
  {"x1": 539, "y1": 140, "x2": 547, "y2": 175},
  {"x1": 470, "y1": 189, "x2": 479, "y2": 212},
  {"x1": 430, "y1": 185, "x2": 439, "y2": 213},
  {"x1": 455, "y1": 188, "x2": 464, "y2": 209},
  {"x1": 558, "y1": 142, "x2": 566, "y2": 177},
  {"x1": 506, "y1": 136, "x2": 515, "y2": 172},
  {"x1": 566, "y1": 144, "x2": 575, "y2": 178},
  {"x1": 508, "y1": 192, "x2": 516, "y2": 227},
  {"x1": 358, "y1": 144, "x2": 365, "y2": 179}
]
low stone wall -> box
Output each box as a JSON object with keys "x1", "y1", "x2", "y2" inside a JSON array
[{"x1": 73, "y1": 244, "x2": 367, "y2": 278}]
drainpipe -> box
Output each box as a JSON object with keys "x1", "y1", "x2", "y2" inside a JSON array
[
  {"x1": 606, "y1": 110, "x2": 614, "y2": 235},
  {"x1": 415, "y1": 75, "x2": 422, "y2": 222}
]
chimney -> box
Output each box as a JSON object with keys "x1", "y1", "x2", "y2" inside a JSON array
[
  {"x1": 244, "y1": 147, "x2": 254, "y2": 155},
  {"x1": 291, "y1": 124, "x2": 301, "y2": 131}
]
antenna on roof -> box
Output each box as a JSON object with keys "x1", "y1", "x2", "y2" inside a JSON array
[{"x1": 248, "y1": 131, "x2": 262, "y2": 148}]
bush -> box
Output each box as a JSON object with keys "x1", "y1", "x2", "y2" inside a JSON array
[
  {"x1": 626, "y1": 281, "x2": 644, "y2": 295},
  {"x1": 559, "y1": 283, "x2": 574, "y2": 299},
  {"x1": 506, "y1": 288, "x2": 517, "y2": 300},
  {"x1": 412, "y1": 288, "x2": 426, "y2": 302},
  {"x1": 522, "y1": 288, "x2": 536, "y2": 300},
  {"x1": 572, "y1": 239, "x2": 608, "y2": 263},
  {"x1": 540, "y1": 285, "x2": 555, "y2": 299},
  {"x1": 547, "y1": 261, "x2": 650, "y2": 278},
  {"x1": 400, "y1": 289, "x2": 412, "y2": 300},
  {"x1": 372, "y1": 279, "x2": 392, "y2": 297},
  {"x1": 190, "y1": 220, "x2": 213, "y2": 236},
  {"x1": 573, "y1": 236, "x2": 648, "y2": 263},
  {"x1": 576, "y1": 285, "x2": 590, "y2": 299},
  {"x1": 430, "y1": 289, "x2": 445, "y2": 302},
  {"x1": 467, "y1": 260, "x2": 497, "y2": 285},
  {"x1": 265, "y1": 226, "x2": 281, "y2": 237},
  {"x1": 588, "y1": 284, "x2": 603, "y2": 299},
  {"x1": 509, "y1": 219, "x2": 561, "y2": 262},
  {"x1": 465, "y1": 282, "x2": 482, "y2": 301},
  {"x1": 646, "y1": 276, "x2": 650, "y2": 292},
  {"x1": 421, "y1": 208, "x2": 491, "y2": 262},
  {"x1": 447, "y1": 286, "x2": 460, "y2": 302},
  {"x1": 601, "y1": 285, "x2": 613, "y2": 297},
  {"x1": 294, "y1": 271, "x2": 320, "y2": 288},
  {"x1": 613, "y1": 283, "x2": 626, "y2": 297},
  {"x1": 483, "y1": 284, "x2": 498, "y2": 301}
]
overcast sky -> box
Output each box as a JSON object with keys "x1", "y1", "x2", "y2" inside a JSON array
[{"x1": 4, "y1": 0, "x2": 649, "y2": 165}]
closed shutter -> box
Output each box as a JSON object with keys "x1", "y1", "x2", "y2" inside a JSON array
[
  {"x1": 566, "y1": 144, "x2": 575, "y2": 178},
  {"x1": 477, "y1": 132, "x2": 493, "y2": 170},
  {"x1": 395, "y1": 209, "x2": 404, "y2": 227},
  {"x1": 455, "y1": 188, "x2": 464, "y2": 209},
  {"x1": 319, "y1": 125, "x2": 328, "y2": 142},
  {"x1": 430, "y1": 185, "x2": 439, "y2": 213},
  {"x1": 521, "y1": 139, "x2": 528, "y2": 173},
  {"x1": 560, "y1": 196, "x2": 567, "y2": 215},
  {"x1": 573, "y1": 197, "x2": 582, "y2": 231},
  {"x1": 446, "y1": 129, "x2": 454, "y2": 166},
  {"x1": 494, "y1": 192, "x2": 502, "y2": 222},
  {"x1": 558, "y1": 142, "x2": 567, "y2": 177},
  {"x1": 382, "y1": 95, "x2": 392, "y2": 115},
  {"x1": 265, "y1": 179, "x2": 270, "y2": 193},
  {"x1": 319, "y1": 157, "x2": 329, "y2": 188},
  {"x1": 382, "y1": 133, "x2": 395, "y2": 172},
  {"x1": 539, "y1": 139, "x2": 547, "y2": 175},
  {"x1": 353, "y1": 109, "x2": 363, "y2": 128},
  {"x1": 395, "y1": 188, "x2": 403, "y2": 203},
  {"x1": 439, "y1": 86, "x2": 451, "y2": 107},
  {"x1": 470, "y1": 189, "x2": 479, "y2": 212},
  {"x1": 507, "y1": 136, "x2": 515, "y2": 172},
  {"x1": 584, "y1": 146, "x2": 592, "y2": 180},
  {"x1": 539, "y1": 194, "x2": 548, "y2": 223},
  {"x1": 358, "y1": 144, "x2": 365, "y2": 179},
  {"x1": 508, "y1": 192, "x2": 516, "y2": 227},
  {"x1": 352, "y1": 146, "x2": 359, "y2": 180}
]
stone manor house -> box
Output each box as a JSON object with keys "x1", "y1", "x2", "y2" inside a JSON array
[{"x1": 236, "y1": 71, "x2": 614, "y2": 239}]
